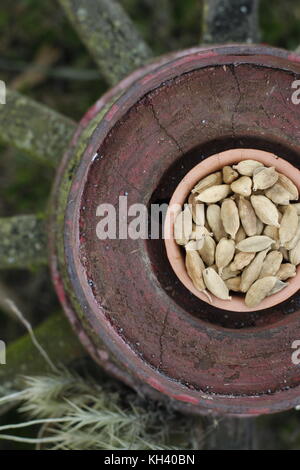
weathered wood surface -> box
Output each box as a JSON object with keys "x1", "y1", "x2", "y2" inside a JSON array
[
  {"x1": 59, "y1": 0, "x2": 153, "y2": 86},
  {"x1": 203, "y1": 0, "x2": 260, "y2": 44},
  {"x1": 0, "y1": 89, "x2": 76, "y2": 166}
]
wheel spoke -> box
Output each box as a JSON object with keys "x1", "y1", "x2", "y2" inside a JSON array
[
  {"x1": 58, "y1": 0, "x2": 153, "y2": 86},
  {"x1": 204, "y1": 416, "x2": 257, "y2": 450},
  {"x1": 202, "y1": 0, "x2": 260, "y2": 44},
  {"x1": 0, "y1": 215, "x2": 47, "y2": 269},
  {"x1": 0, "y1": 89, "x2": 76, "y2": 166},
  {"x1": 0, "y1": 313, "x2": 84, "y2": 387}
]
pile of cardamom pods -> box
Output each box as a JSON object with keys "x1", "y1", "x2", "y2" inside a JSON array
[{"x1": 174, "y1": 159, "x2": 300, "y2": 307}]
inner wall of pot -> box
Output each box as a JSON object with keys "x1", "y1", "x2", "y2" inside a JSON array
[{"x1": 147, "y1": 136, "x2": 300, "y2": 329}]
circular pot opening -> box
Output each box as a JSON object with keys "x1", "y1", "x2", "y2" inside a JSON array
[{"x1": 164, "y1": 148, "x2": 300, "y2": 313}]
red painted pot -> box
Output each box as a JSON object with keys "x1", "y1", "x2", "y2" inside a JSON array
[{"x1": 50, "y1": 45, "x2": 300, "y2": 416}]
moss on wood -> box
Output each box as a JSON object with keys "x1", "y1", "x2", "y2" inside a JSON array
[
  {"x1": 0, "y1": 313, "x2": 84, "y2": 388},
  {"x1": 0, "y1": 89, "x2": 76, "y2": 166},
  {"x1": 59, "y1": 0, "x2": 153, "y2": 86},
  {"x1": 0, "y1": 215, "x2": 47, "y2": 269}
]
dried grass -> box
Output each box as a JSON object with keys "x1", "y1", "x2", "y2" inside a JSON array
[{"x1": 0, "y1": 370, "x2": 195, "y2": 449}]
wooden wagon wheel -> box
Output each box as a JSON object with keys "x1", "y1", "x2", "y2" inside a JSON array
[{"x1": 1, "y1": 0, "x2": 300, "y2": 449}]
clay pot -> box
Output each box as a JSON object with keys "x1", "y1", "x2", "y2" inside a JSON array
[{"x1": 165, "y1": 148, "x2": 300, "y2": 312}]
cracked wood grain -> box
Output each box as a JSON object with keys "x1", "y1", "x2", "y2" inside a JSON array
[
  {"x1": 158, "y1": 310, "x2": 169, "y2": 371},
  {"x1": 149, "y1": 101, "x2": 184, "y2": 154}
]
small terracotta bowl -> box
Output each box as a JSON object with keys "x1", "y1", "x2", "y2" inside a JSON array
[{"x1": 164, "y1": 148, "x2": 300, "y2": 312}]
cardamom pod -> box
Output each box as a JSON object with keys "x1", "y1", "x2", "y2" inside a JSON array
[
  {"x1": 240, "y1": 249, "x2": 269, "y2": 292},
  {"x1": 256, "y1": 218, "x2": 264, "y2": 235},
  {"x1": 221, "y1": 266, "x2": 241, "y2": 281},
  {"x1": 290, "y1": 203, "x2": 300, "y2": 215},
  {"x1": 185, "y1": 250, "x2": 205, "y2": 290},
  {"x1": 232, "y1": 160, "x2": 264, "y2": 176},
  {"x1": 289, "y1": 238, "x2": 300, "y2": 265},
  {"x1": 245, "y1": 276, "x2": 277, "y2": 307},
  {"x1": 174, "y1": 206, "x2": 193, "y2": 245},
  {"x1": 231, "y1": 176, "x2": 252, "y2": 197},
  {"x1": 277, "y1": 173, "x2": 299, "y2": 200},
  {"x1": 198, "y1": 235, "x2": 216, "y2": 266},
  {"x1": 230, "y1": 252, "x2": 255, "y2": 271},
  {"x1": 263, "y1": 225, "x2": 280, "y2": 250},
  {"x1": 225, "y1": 276, "x2": 241, "y2": 292},
  {"x1": 253, "y1": 166, "x2": 278, "y2": 190},
  {"x1": 250, "y1": 195, "x2": 280, "y2": 227},
  {"x1": 215, "y1": 238, "x2": 235, "y2": 275},
  {"x1": 196, "y1": 185, "x2": 231, "y2": 204},
  {"x1": 188, "y1": 193, "x2": 205, "y2": 226},
  {"x1": 221, "y1": 198, "x2": 240, "y2": 239},
  {"x1": 185, "y1": 240, "x2": 204, "y2": 251},
  {"x1": 236, "y1": 236, "x2": 274, "y2": 252},
  {"x1": 285, "y1": 218, "x2": 300, "y2": 250},
  {"x1": 235, "y1": 225, "x2": 246, "y2": 244},
  {"x1": 238, "y1": 197, "x2": 257, "y2": 237},
  {"x1": 203, "y1": 268, "x2": 231, "y2": 300},
  {"x1": 265, "y1": 183, "x2": 291, "y2": 205},
  {"x1": 259, "y1": 250, "x2": 283, "y2": 278},
  {"x1": 185, "y1": 250, "x2": 212, "y2": 302},
  {"x1": 267, "y1": 280, "x2": 288, "y2": 296},
  {"x1": 206, "y1": 204, "x2": 226, "y2": 241},
  {"x1": 222, "y1": 165, "x2": 239, "y2": 184},
  {"x1": 279, "y1": 204, "x2": 298, "y2": 245},
  {"x1": 192, "y1": 171, "x2": 222, "y2": 194},
  {"x1": 276, "y1": 263, "x2": 296, "y2": 281},
  {"x1": 190, "y1": 225, "x2": 212, "y2": 241}
]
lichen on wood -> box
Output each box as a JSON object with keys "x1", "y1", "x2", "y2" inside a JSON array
[
  {"x1": 0, "y1": 215, "x2": 47, "y2": 269},
  {"x1": 202, "y1": 0, "x2": 260, "y2": 44},
  {"x1": 59, "y1": 0, "x2": 153, "y2": 86},
  {"x1": 0, "y1": 313, "x2": 84, "y2": 388},
  {"x1": 0, "y1": 89, "x2": 76, "y2": 166}
]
